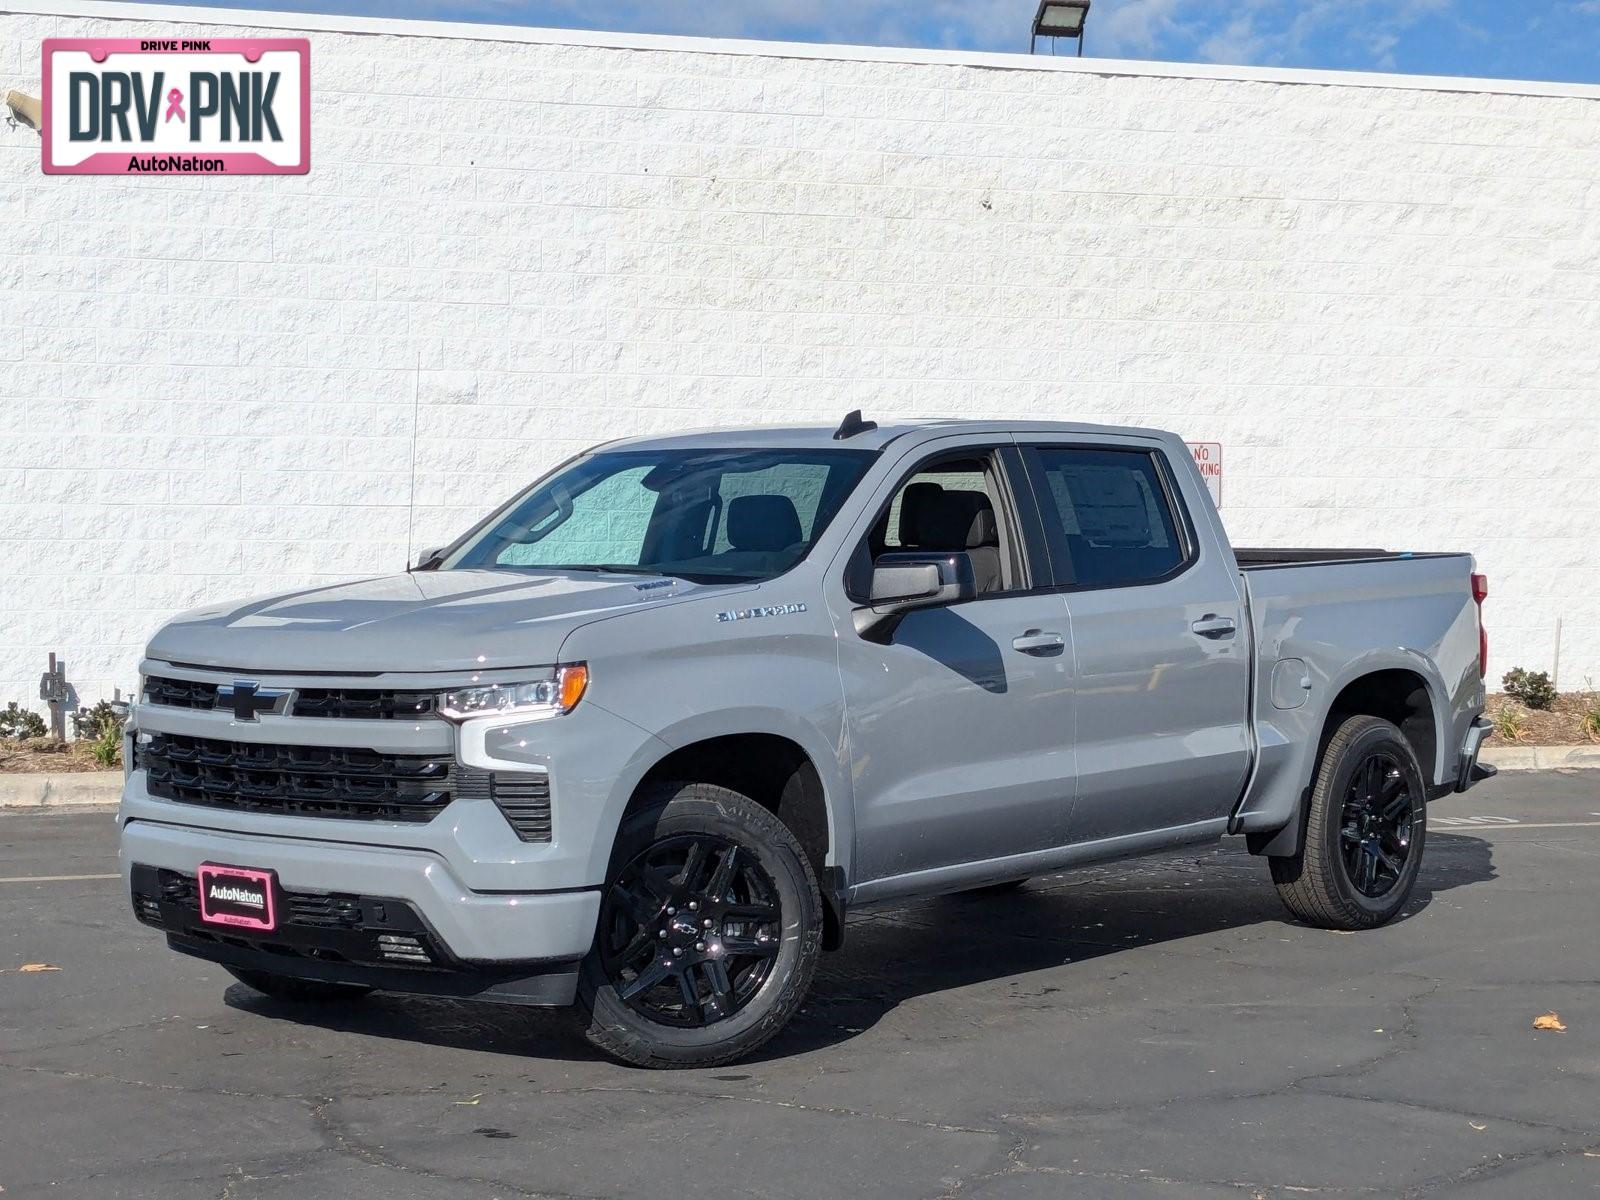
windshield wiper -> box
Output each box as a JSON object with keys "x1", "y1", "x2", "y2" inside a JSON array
[
  {"x1": 542, "y1": 564, "x2": 657, "y2": 575},
  {"x1": 539, "y1": 564, "x2": 756, "y2": 585}
]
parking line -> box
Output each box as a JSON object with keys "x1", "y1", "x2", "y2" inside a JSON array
[
  {"x1": 1436, "y1": 821, "x2": 1600, "y2": 832},
  {"x1": 0, "y1": 873, "x2": 119, "y2": 884}
]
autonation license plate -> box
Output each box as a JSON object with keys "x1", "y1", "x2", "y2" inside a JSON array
[{"x1": 196, "y1": 863, "x2": 279, "y2": 932}]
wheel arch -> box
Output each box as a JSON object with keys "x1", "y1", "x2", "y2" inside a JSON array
[
  {"x1": 1245, "y1": 654, "x2": 1448, "y2": 859},
  {"x1": 607, "y1": 716, "x2": 850, "y2": 950}
]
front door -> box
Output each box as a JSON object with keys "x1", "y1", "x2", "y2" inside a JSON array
[
  {"x1": 834, "y1": 443, "x2": 1078, "y2": 890},
  {"x1": 1022, "y1": 441, "x2": 1252, "y2": 845}
]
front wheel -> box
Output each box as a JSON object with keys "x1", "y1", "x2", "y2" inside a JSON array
[
  {"x1": 577, "y1": 782, "x2": 823, "y2": 1068},
  {"x1": 1271, "y1": 715, "x2": 1427, "y2": 930}
]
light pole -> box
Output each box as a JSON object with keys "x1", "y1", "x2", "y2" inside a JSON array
[{"x1": 1030, "y1": 0, "x2": 1091, "y2": 56}]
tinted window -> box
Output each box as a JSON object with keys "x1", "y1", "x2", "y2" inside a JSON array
[
  {"x1": 1030, "y1": 448, "x2": 1187, "y2": 588},
  {"x1": 879, "y1": 467, "x2": 992, "y2": 551},
  {"x1": 859, "y1": 454, "x2": 1012, "y2": 596},
  {"x1": 444, "y1": 448, "x2": 874, "y2": 583}
]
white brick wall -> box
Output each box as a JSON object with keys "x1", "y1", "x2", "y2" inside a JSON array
[{"x1": 3, "y1": 1, "x2": 1599, "y2": 710}]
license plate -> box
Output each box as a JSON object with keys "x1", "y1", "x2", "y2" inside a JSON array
[{"x1": 196, "y1": 863, "x2": 278, "y2": 932}]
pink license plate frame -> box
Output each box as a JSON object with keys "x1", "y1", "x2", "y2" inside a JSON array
[{"x1": 196, "y1": 862, "x2": 279, "y2": 932}]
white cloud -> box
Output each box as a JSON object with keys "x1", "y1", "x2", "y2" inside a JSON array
[{"x1": 1088, "y1": 0, "x2": 1190, "y2": 57}]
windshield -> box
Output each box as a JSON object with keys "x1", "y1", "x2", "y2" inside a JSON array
[{"x1": 440, "y1": 448, "x2": 877, "y2": 583}]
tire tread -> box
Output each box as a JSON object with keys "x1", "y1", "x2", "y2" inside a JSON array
[{"x1": 1271, "y1": 715, "x2": 1424, "y2": 931}]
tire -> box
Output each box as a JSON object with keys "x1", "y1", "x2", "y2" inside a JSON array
[
  {"x1": 577, "y1": 781, "x2": 823, "y2": 1069},
  {"x1": 1271, "y1": 715, "x2": 1427, "y2": 930},
  {"x1": 225, "y1": 967, "x2": 373, "y2": 1004}
]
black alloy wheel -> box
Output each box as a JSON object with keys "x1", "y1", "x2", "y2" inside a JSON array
[
  {"x1": 1339, "y1": 749, "x2": 1415, "y2": 898},
  {"x1": 600, "y1": 834, "x2": 783, "y2": 1028},
  {"x1": 1271, "y1": 714, "x2": 1427, "y2": 930},
  {"x1": 576, "y1": 781, "x2": 822, "y2": 1068}
]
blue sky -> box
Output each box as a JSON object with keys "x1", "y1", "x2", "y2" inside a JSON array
[{"x1": 170, "y1": 0, "x2": 1600, "y2": 84}]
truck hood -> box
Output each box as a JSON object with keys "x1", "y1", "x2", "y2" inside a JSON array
[{"x1": 146, "y1": 570, "x2": 710, "y2": 674}]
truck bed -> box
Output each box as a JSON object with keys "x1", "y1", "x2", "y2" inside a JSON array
[
  {"x1": 1233, "y1": 548, "x2": 1460, "y2": 568},
  {"x1": 1229, "y1": 550, "x2": 1483, "y2": 852}
]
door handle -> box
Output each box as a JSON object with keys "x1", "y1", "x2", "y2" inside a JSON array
[
  {"x1": 1012, "y1": 630, "x2": 1065, "y2": 655},
  {"x1": 1191, "y1": 615, "x2": 1237, "y2": 640}
]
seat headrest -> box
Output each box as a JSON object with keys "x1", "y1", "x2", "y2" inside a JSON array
[
  {"x1": 898, "y1": 482, "x2": 944, "y2": 546},
  {"x1": 907, "y1": 489, "x2": 997, "y2": 551},
  {"x1": 726, "y1": 495, "x2": 802, "y2": 553}
]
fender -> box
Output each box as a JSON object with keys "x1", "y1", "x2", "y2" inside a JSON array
[{"x1": 1232, "y1": 649, "x2": 1452, "y2": 859}]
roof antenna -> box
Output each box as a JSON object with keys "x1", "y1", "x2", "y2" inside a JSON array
[{"x1": 832, "y1": 409, "x2": 877, "y2": 440}]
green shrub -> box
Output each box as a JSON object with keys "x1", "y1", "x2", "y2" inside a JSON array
[
  {"x1": 72, "y1": 700, "x2": 126, "y2": 742},
  {"x1": 1491, "y1": 705, "x2": 1527, "y2": 742},
  {"x1": 1502, "y1": 668, "x2": 1557, "y2": 711},
  {"x1": 0, "y1": 702, "x2": 47, "y2": 740},
  {"x1": 1582, "y1": 700, "x2": 1600, "y2": 745},
  {"x1": 90, "y1": 722, "x2": 122, "y2": 768}
]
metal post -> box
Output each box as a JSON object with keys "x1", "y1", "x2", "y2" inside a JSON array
[
  {"x1": 1552, "y1": 617, "x2": 1562, "y2": 692},
  {"x1": 39, "y1": 653, "x2": 69, "y2": 740}
]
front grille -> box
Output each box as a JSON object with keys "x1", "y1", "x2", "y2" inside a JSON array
[
  {"x1": 142, "y1": 676, "x2": 437, "y2": 720},
  {"x1": 137, "y1": 732, "x2": 452, "y2": 823},
  {"x1": 292, "y1": 689, "x2": 437, "y2": 720},
  {"x1": 284, "y1": 892, "x2": 365, "y2": 929},
  {"x1": 456, "y1": 767, "x2": 553, "y2": 842},
  {"x1": 144, "y1": 676, "x2": 220, "y2": 710}
]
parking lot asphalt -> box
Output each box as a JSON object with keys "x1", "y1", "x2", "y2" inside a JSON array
[{"x1": 2, "y1": 774, "x2": 1597, "y2": 1199}]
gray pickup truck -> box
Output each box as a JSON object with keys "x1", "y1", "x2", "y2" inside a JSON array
[{"x1": 121, "y1": 416, "x2": 1494, "y2": 1067}]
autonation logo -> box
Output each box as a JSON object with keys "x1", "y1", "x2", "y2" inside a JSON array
[{"x1": 42, "y1": 37, "x2": 309, "y2": 175}]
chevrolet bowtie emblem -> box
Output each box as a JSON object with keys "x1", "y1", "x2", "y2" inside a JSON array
[{"x1": 216, "y1": 680, "x2": 288, "y2": 722}]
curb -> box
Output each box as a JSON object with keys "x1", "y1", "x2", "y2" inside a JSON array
[
  {"x1": 0, "y1": 773, "x2": 123, "y2": 809},
  {"x1": 1479, "y1": 744, "x2": 1600, "y2": 772}
]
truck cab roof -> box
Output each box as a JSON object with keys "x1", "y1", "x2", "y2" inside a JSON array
[{"x1": 601, "y1": 418, "x2": 1171, "y2": 454}]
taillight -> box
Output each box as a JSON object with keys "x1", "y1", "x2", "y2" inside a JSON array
[{"x1": 1471, "y1": 573, "x2": 1489, "y2": 678}]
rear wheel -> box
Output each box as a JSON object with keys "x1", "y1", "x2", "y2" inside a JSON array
[
  {"x1": 1271, "y1": 715, "x2": 1427, "y2": 930},
  {"x1": 577, "y1": 782, "x2": 822, "y2": 1068},
  {"x1": 225, "y1": 967, "x2": 372, "y2": 1004}
]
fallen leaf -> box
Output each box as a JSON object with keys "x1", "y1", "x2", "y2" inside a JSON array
[
  {"x1": 18, "y1": 963, "x2": 62, "y2": 973},
  {"x1": 1469, "y1": 1121, "x2": 1487, "y2": 1131},
  {"x1": 1533, "y1": 1012, "x2": 1567, "y2": 1032}
]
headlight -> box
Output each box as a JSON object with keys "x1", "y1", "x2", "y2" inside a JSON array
[{"x1": 437, "y1": 664, "x2": 589, "y2": 722}]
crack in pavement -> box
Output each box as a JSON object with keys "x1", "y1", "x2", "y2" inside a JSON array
[
  {"x1": 1398, "y1": 1136, "x2": 1600, "y2": 1198},
  {"x1": 308, "y1": 1093, "x2": 623, "y2": 1200}
]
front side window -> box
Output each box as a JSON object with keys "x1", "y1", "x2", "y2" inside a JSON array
[
  {"x1": 858, "y1": 453, "x2": 1014, "y2": 596},
  {"x1": 1029, "y1": 448, "x2": 1188, "y2": 588},
  {"x1": 442, "y1": 448, "x2": 875, "y2": 584}
]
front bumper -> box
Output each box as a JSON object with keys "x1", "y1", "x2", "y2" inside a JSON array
[
  {"x1": 122, "y1": 819, "x2": 600, "y2": 1003},
  {"x1": 1455, "y1": 716, "x2": 1497, "y2": 793},
  {"x1": 130, "y1": 864, "x2": 581, "y2": 1004}
]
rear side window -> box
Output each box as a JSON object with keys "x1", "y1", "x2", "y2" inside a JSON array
[{"x1": 1028, "y1": 448, "x2": 1188, "y2": 588}]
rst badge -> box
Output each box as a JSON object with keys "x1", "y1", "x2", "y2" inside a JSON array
[{"x1": 42, "y1": 37, "x2": 309, "y2": 175}]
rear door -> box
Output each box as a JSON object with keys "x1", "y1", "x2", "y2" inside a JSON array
[{"x1": 1021, "y1": 439, "x2": 1251, "y2": 845}]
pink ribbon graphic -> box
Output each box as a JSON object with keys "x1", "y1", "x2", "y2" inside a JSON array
[{"x1": 164, "y1": 88, "x2": 185, "y2": 123}]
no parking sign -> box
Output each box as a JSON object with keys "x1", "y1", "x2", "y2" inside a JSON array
[{"x1": 1185, "y1": 442, "x2": 1222, "y2": 505}]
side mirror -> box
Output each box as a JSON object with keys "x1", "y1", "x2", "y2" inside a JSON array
[
  {"x1": 410, "y1": 546, "x2": 447, "y2": 571},
  {"x1": 854, "y1": 551, "x2": 977, "y2": 639}
]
